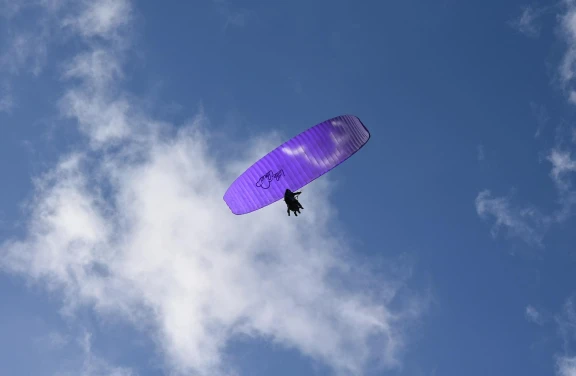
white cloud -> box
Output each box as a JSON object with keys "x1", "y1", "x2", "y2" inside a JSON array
[
  {"x1": 2, "y1": 115, "x2": 424, "y2": 375},
  {"x1": 58, "y1": 15, "x2": 134, "y2": 147},
  {"x1": 63, "y1": 48, "x2": 124, "y2": 88},
  {"x1": 62, "y1": 0, "x2": 132, "y2": 42},
  {"x1": 475, "y1": 190, "x2": 548, "y2": 246},
  {"x1": 0, "y1": 0, "x2": 426, "y2": 375}
]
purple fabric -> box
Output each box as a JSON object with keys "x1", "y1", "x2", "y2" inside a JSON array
[{"x1": 223, "y1": 114, "x2": 371, "y2": 215}]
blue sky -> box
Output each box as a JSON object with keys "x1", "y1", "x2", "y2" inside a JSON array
[{"x1": 1, "y1": 0, "x2": 576, "y2": 375}]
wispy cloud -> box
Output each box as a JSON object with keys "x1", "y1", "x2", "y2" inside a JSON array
[
  {"x1": 61, "y1": 0, "x2": 132, "y2": 42},
  {"x1": 76, "y1": 332, "x2": 135, "y2": 376},
  {"x1": 557, "y1": 294, "x2": 576, "y2": 340},
  {"x1": 0, "y1": 81, "x2": 13, "y2": 113},
  {"x1": 0, "y1": 29, "x2": 50, "y2": 76},
  {"x1": 531, "y1": 102, "x2": 549, "y2": 138},
  {"x1": 510, "y1": 5, "x2": 544, "y2": 38},
  {"x1": 549, "y1": 149, "x2": 576, "y2": 187},
  {"x1": 547, "y1": 149, "x2": 576, "y2": 221},
  {"x1": 475, "y1": 190, "x2": 548, "y2": 246},
  {"x1": 475, "y1": 143, "x2": 576, "y2": 246},
  {"x1": 557, "y1": 356, "x2": 576, "y2": 376},
  {"x1": 0, "y1": 0, "x2": 66, "y2": 112},
  {"x1": 212, "y1": 0, "x2": 253, "y2": 32},
  {"x1": 0, "y1": 1, "x2": 426, "y2": 375},
  {"x1": 55, "y1": 331, "x2": 135, "y2": 376},
  {"x1": 526, "y1": 304, "x2": 546, "y2": 325},
  {"x1": 553, "y1": 295, "x2": 576, "y2": 376},
  {"x1": 545, "y1": 2, "x2": 576, "y2": 224},
  {"x1": 477, "y1": 144, "x2": 485, "y2": 162},
  {"x1": 0, "y1": 0, "x2": 64, "y2": 76},
  {"x1": 33, "y1": 326, "x2": 134, "y2": 375},
  {"x1": 35, "y1": 331, "x2": 70, "y2": 350},
  {"x1": 559, "y1": 0, "x2": 576, "y2": 100}
]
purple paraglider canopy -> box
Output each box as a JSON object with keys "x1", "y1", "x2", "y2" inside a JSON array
[{"x1": 223, "y1": 114, "x2": 370, "y2": 215}]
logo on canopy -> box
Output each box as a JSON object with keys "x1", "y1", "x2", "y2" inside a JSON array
[{"x1": 255, "y1": 169, "x2": 284, "y2": 189}]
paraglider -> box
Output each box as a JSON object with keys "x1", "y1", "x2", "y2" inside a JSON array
[
  {"x1": 223, "y1": 114, "x2": 370, "y2": 216},
  {"x1": 284, "y1": 189, "x2": 303, "y2": 216}
]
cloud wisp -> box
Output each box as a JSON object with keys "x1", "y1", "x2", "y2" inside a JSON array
[
  {"x1": 474, "y1": 142, "x2": 576, "y2": 247},
  {"x1": 477, "y1": 144, "x2": 485, "y2": 162},
  {"x1": 557, "y1": 356, "x2": 576, "y2": 376},
  {"x1": 526, "y1": 305, "x2": 546, "y2": 325},
  {"x1": 52, "y1": 330, "x2": 135, "y2": 376},
  {"x1": 212, "y1": 0, "x2": 253, "y2": 32},
  {"x1": 510, "y1": 5, "x2": 545, "y2": 38},
  {"x1": 553, "y1": 295, "x2": 576, "y2": 376},
  {"x1": 475, "y1": 190, "x2": 549, "y2": 247},
  {"x1": 475, "y1": 129, "x2": 576, "y2": 246}
]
